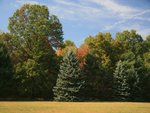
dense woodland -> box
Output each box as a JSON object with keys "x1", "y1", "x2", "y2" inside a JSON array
[{"x1": 0, "y1": 4, "x2": 150, "y2": 101}]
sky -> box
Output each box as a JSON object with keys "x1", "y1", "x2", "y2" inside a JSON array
[{"x1": 0, "y1": 0, "x2": 150, "y2": 47}]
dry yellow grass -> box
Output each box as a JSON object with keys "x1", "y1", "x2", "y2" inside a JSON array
[{"x1": 0, "y1": 102, "x2": 150, "y2": 113}]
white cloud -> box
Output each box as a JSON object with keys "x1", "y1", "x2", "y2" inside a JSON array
[
  {"x1": 82, "y1": 0, "x2": 150, "y2": 31},
  {"x1": 16, "y1": 0, "x2": 40, "y2": 5},
  {"x1": 49, "y1": 0, "x2": 150, "y2": 25},
  {"x1": 13, "y1": 0, "x2": 41, "y2": 9},
  {"x1": 48, "y1": 0, "x2": 104, "y2": 21},
  {"x1": 104, "y1": 9, "x2": 150, "y2": 30},
  {"x1": 104, "y1": 19, "x2": 126, "y2": 31},
  {"x1": 88, "y1": 0, "x2": 139, "y2": 17},
  {"x1": 15, "y1": 0, "x2": 148, "y2": 22}
]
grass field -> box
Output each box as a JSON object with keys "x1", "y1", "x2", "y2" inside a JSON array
[{"x1": 0, "y1": 102, "x2": 150, "y2": 113}]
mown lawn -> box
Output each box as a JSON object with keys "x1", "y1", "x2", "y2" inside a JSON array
[{"x1": 0, "y1": 102, "x2": 150, "y2": 113}]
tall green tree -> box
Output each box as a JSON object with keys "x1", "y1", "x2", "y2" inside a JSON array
[
  {"x1": 113, "y1": 61, "x2": 130, "y2": 101},
  {"x1": 83, "y1": 32, "x2": 114, "y2": 100},
  {"x1": 113, "y1": 60, "x2": 140, "y2": 101},
  {"x1": 7, "y1": 4, "x2": 62, "y2": 99},
  {"x1": 82, "y1": 53, "x2": 101, "y2": 100},
  {"x1": 53, "y1": 50, "x2": 84, "y2": 101},
  {"x1": 128, "y1": 65, "x2": 140, "y2": 101}
]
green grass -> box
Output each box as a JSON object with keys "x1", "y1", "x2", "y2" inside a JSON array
[{"x1": 0, "y1": 102, "x2": 150, "y2": 113}]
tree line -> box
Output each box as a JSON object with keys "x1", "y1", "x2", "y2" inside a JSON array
[{"x1": 0, "y1": 4, "x2": 150, "y2": 101}]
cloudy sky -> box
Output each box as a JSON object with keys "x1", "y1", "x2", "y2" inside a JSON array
[{"x1": 0, "y1": 0, "x2": 150, "y2": 46}]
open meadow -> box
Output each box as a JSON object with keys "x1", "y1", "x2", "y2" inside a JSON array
[{"x1": 0, "y1": 102, "x2": 150, "y2": 113}]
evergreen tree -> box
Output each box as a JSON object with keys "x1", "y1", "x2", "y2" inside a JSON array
[
  {"x1": 128, "y1": 65, "x2": 140, "y2": 101},
  {"x1": 121, "y1": 51, "x2": 142, "y2": 101},
  {"x1": 82, "y1": 53, "x2": 102, "y2": 100},
  {"x1": 53, "y1": 50, "x2": 84, "y2": 101},
  {"x1": 113, "y1": 61, "x2": 130, "y2": 101}
]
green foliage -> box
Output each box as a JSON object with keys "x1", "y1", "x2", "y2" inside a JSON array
[
  {"x1": 113, "y1": 61, "x2": 130, "y2": 101},
  {"x1": 144, "y1": 36, "x2": 150, "y2": 52},
  {"x1": 144, "y1": 52, "x2": 150, "y2": 68},
  {"x1": 142, "y1": 51, "x2": 150, "y2": 101},
  {"x1": 14, "y1": 58, "x2": 57, "y2": 98},
  {"x1": 116, "y1": 30, "x2": 144, "y2": 56},
  {"x1": 53, "y1": 50, "x2": 84, "y2": 101},
  {"x1": 49, "y1": 15, "x2": 63, "y2": 48},
  {"x1": 113, "y1": 60, "x2": 140, "y2": 101},
  {"x1": 142, "y1": 70, "x2": 150, "y2": 101},
  {"x1": 82, "y1": 54, "x2": 101, "y2": 100},
  {"x1": 127, "y1": 65, "x2": 140, "y2": 101},
  {"x1": 83, "y1": 33, "x2": 115, "y2": 100},
  {"x1": 0, "y1": 42, "x2": 13, "y2": 97},
  {"x1": 84, "y1": 32, "x2": 114, "y2": 71},
  {"x1": 64, "y1": 40, "x2": 76, "y2": 47},
  {"x1": 7, "y1": 4, "x2": 60, "y2": 99},
  {"x1": 82, "y1": 53, "x2": 113, "y2": 101},
  {"x1": 9, "y1": 4, "x2": 63, "y2": 49}
]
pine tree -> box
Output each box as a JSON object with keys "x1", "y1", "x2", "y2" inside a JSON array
[
  {"x1": 113, "y1": 61, "x2": 130, "y2": 101},
  {"x1": 53, "y1": 50, "x2": 84, "y2": 101}
]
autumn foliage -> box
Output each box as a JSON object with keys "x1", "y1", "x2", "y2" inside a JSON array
[{"x1": 77, "y1": 44, "x2": 89, "y2": 68}]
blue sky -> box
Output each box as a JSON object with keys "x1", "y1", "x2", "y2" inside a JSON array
[{"x1": 0, "y1": 0, "x2": 150, "y2": 46}]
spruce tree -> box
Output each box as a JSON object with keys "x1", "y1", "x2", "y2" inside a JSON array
[
  {"x1": 128, "y1": 65, "x2": 140, "y2": 101},
  {"x1": 53, "y1": 50, "x2": 84, "y2": 101},
  {"x1": 113, "y1": 61, "x2": 130, "y2": 101}
]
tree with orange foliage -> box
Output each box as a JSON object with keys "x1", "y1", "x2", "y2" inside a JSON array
[{"x1": 77, "y1": 44, "x2": 89, "y2": 68}]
